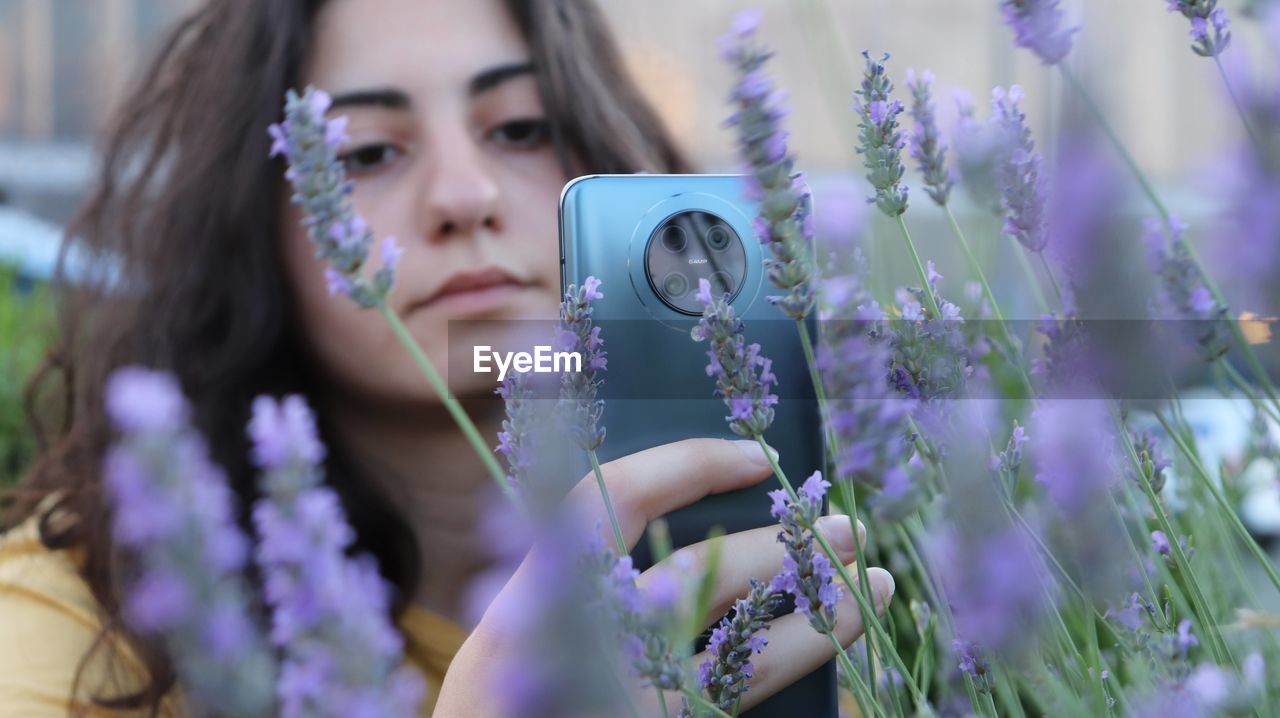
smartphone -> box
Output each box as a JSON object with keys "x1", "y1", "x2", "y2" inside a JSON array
[{"x1": 559, "y1": 174, "x2": 833, "y2": 717}]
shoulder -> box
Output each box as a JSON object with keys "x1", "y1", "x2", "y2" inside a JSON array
[{"x1": 0, "y1": 511, "x2": 181, "y2": 717}]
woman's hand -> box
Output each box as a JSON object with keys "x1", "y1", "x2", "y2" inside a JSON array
[{"x1": 434, "y1": 438, "x2": 896, "y2": 717}]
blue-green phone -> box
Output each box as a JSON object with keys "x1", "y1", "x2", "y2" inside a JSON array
[{"x1": 559, "y1": 174, "x2": 834, "y2": 717}]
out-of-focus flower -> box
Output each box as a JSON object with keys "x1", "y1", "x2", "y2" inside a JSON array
[
  {"x1": 721, "y1": 10, "x2": 816, "y2": 320},
  {"x1": 854, "y1": 52, "x2": 910, "y2": 217},
  {"x1": 992, "y1": 86, "x2": 1048, "y2": 253},
  {"x1": 905, "y1": 68, "x2": 954, "y2": 206},
  {"x1": 692, "y1": 279, "x2": 779, "y2": 436},
  {"x1": 557, "y1": 276, "x2": 608, "y2": 450},
  {"x1": 103, "y1": 367, "x2": 276, "y2": 717},
  {"x1": 249, "y1": 395, "x2": 424, "y2": 718},
  {"x1": 1144, "y1": 217, "x2": 1232, "y2": 363},
  {"x1": 1000, "y1": 0, "x2": 1077, "y2": 65},
  {"x1": 818, "y1": 266, "x2": 918, "y2": 519},
  {"x1": 270, "y1": 86, "x2": 401, "y2": 308},
  {"x1": 769, "y1": 472, "x2": 842, "y2": 634},
  {"x1": 1167, "y1": 1, "x2": 1233, "y2": 57},
  {"x1": 951, "y1": 90, "x2": 1005, "y2": 214}
]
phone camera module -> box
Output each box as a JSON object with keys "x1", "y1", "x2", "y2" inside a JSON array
[{"x1": 645, "y1": 210, "x2": 748, "y2": 315}]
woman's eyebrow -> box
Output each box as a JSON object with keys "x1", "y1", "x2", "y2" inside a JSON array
[
  {"x1": 469, "y1": 61, "x2": 536, "y2": 97},
  {"x1": 330, "y1": 88, "x2": 413, "y2": 111}
]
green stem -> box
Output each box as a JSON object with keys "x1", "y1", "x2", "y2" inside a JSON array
[
  {"x1": 1036, "y1": 251, "x2": 1063, "y2": 307},
  {"x1": 588, "y1": 449, "x2": 627, "y2": 555},
  {"x1": 754, "y1": 435, "x2": 934, "y2": 714},
  {"x1": 795, "y1": 321, "x2": 882, "y2": 692},
  {"x1": 1221, "y1": 360, "x2": 1280, "y2": 424},
  {"x1": 1213, "y1": 54, "x2": 1263, "y2": 153},
  {"x1": 379, "y1": 303, "x2": 516, "y2": 503},
  {"x1": 1013, "y1": 239, "x2": 1052, "y2": 315},
  {"x1": 1119, "y1": 419, "x2": 1236, "y2": 668},
  {"x1": 942, "y1": 205, "x2": 1037, "y2": 401},
  {"x1": 1154, "y1": 411, "x2": 1280, "y2": 598},
  {"x1": 893, "y1": 214, "x2": 943, "y2": 319},
  {"x1": 656, "y1": 686, "x2": 671, "y2": 718},
  {"x1": 830, "y1": 633, "x2": 887, "y2": 718}
]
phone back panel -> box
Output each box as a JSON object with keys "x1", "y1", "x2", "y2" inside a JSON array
[{"x1": 560, "y1": 174, "x2": 834, "y2": 718}]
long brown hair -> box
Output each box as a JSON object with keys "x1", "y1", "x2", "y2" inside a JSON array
[{"x1": 5, "y1": 0, "x2": 690, "y2": 712}]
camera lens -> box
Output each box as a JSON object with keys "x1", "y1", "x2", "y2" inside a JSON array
[
  {"x1": 661, "y1": 224, "x2": 687, "y2": 253},
  {"x1": 662, "y1": 272, "x2": 690, "y2": 298},
  {"x1": 705, "y1": 224, "x2": 732, "y2": 251},
  {"x1": 709, "y1": 271, "x2": 734, "y2": 296}
]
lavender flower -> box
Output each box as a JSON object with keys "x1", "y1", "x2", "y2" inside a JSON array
[
  {"x1": 720, "y1": 10, "x2": 816, "y2": 320},
  {"x1": 1032, "y1": 400, "x2": 1131, "y2": 600},
  {"x1": 818, "y1": 264, "x2": 918, "y2": 517},
  {"x1": 1000, "y1": 0, "x2": 1077, "y2": 65},
  {"x1": 952, "y1": 639, "x2": 990, "y2": 681},
  {"x1": 905, "y1": 69, "x2": 954, "y2": 206},
  {"x1": 1168, "y1": 1, "x2": 1232, "y2": 57},
  {"x1": 992, "y1": 86, "x2": 1049, "y2": 253},
  {"x1": 270, "y1": 87, "x2": 402, "y2": 308},
  {"x1": 951, "y1": 90, "x2": 1005, "y2": 214},
  {"x1": 1144, "y1": 217, "x2": 1231, "y2": 362},
  {"x1": 930, "y1": 524, "x2": 1047, "y2": 664},
  {"x1": 692, "y1": 278, "x2": 779, "y2": 437},
  {"x1": 854, "y1": 51, "x2": 910, "y2": 217},
  {"x1": 249, "y1": 395, "x2": 424, "y2": 718},
  {"x1": 557, "y1": 276, "x2": 608, "y2": 450},
  {"x1": 992, "y1": 422, "x2": 1028, "y2": 479},
  {"x1": 102, "y1": 367, "x2": 276, "y2": 716},
  {"x1": 496, "y1": 371, "x2": 537, "y2": 489},
  {"x1": 1130, "y1": 428, "x2": 1170, "y2": 494},
  {"x1": 699, "y1": 579, "x2": 782, "y2": 711},
  {"x1": 769, "y1": 472, "x2": 842, "y2": 634},
  {"x1": 871, "y1": 262, "x2": 971, "y2": 403}
]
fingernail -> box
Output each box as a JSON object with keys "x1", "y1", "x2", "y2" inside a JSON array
[
  {"x1": 817, "y1": 515, "x2": 862, "y2": 554},
  {"x1": 734, "y1": 440, "x2": 772, "y2": 466},
  {"x1": 868, "y1": 567, "x2": 896, "y2": 611}
]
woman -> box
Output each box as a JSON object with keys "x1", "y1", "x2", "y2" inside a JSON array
[{"x1": 0, "y1": 0, "x2": 894, "y2": 715}]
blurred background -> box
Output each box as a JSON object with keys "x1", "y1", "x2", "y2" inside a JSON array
[{"x1": 0, "y1": 0, "x2": 1276, "y2": 485}]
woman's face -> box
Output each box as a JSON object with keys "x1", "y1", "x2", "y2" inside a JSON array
[{"x1": 283, "y1": 0, "x2": 566, "y2": 408}]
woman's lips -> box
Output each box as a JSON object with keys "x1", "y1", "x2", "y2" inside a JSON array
[{"x1": 413, "y1": 268, "x2": 529, "y2": 316}]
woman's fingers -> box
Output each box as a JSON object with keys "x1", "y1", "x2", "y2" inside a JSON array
[
  {"x1": 638, "y1": 516, "x2": 866, "y2": 631},
  {"x1": 566, "y1": 438, "x2": 775, "y2": 549},
  {"x1": 694, "y1": 566, "x2": 896, "y2": 714}
]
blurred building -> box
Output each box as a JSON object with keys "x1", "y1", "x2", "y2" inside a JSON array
[{"x1": 0, "y1": 0, "x2": 1266, "y2": 272}]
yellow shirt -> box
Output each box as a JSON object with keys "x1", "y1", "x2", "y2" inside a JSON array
[{"x1": 0, "y1": 511, "x2": 469, "y2": 717}]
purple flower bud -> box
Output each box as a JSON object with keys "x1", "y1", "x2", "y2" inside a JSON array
[
  {"x1": 1000, "y1": 0, "x2": 1077, "y2": 65},
  {"x1": 692, "y1": 280, "x2": 779, "y2": 437},
  {"x1": 768, "y1": 472, "x2": 841, "y2": 634},
  {"x1": 269, "y1": 86, "x2": 397, "y2": 308},
  {"x1": 558, "y1": 277, "x2": 608, "y2": 450},
  {"x1": 1168, "y1": 1, "x2": 1233, "y2": 57},
  {"x1": 102, "y1": 367, "x2": 276, "y2": 716},
  {"x1": 720, "y1": 13, "x2": 815, "y2": 321},
  {"x1": 855, "y1": 51, "x2": 910, "y2": 217}
]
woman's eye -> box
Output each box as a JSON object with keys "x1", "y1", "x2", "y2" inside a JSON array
[
  {"x1": 490, "y1": 118, "x2": 551, "y2": 148},
  {"x1": 338, "y1": 143, "x2": 402, "y2": 175}
]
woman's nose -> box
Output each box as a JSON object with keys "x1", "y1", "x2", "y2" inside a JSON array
[{"x1": 417, "y1": 130, "x2": 503, "y2": 243}]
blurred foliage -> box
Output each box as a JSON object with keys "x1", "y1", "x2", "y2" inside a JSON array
[{"x1": 0, "y1": 266, "x2": 55, "y2": 487}]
